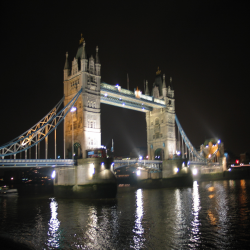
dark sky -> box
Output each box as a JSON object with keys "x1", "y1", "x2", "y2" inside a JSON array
[{"x1": 1, "y1": 1, "x2": 249, "y2": 157}]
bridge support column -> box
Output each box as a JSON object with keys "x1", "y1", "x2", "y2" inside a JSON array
[{"x1": 54, "y1": 158, "x2": 117, "y2": 199}]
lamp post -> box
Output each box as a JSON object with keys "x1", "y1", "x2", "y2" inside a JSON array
[{"x1": 70, "y1": 106, "x2": 77, "y2": 160}]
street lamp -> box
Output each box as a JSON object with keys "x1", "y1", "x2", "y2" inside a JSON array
[{"x1": 70, "y1": 107, "x2": 77, "y2": 159}]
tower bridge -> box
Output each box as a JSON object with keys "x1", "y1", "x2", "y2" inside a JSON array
[{"x1": 0, "y1": 36, "x2": 226, "y2": 198}]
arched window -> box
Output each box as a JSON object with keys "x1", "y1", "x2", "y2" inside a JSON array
[{"x1": 155, "y1": 118, "x2": 159, "y2": 125}]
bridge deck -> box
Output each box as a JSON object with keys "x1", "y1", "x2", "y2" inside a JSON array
[{"x1": 100, "y1": 83, "x2": 166, "y2": 112}]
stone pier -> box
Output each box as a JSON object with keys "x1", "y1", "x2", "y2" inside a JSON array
[{"x1": 54, "y1": 158, "x2": 117, "y2": 199}]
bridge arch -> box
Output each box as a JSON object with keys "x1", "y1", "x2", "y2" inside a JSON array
[{"x1": 154, "y1": 148, "x2": 164, "y2": 160}]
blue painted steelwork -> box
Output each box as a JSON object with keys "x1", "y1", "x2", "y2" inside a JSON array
[
  {"x1": 175, "y1": 116, "x2": 221, "y2": 162},
  {"x1": 0, "y1": 88, "x2": 83, "y2": 157},
  {"x1": 0, "y1": 159, "x2": 74, "y2": 167},
  {"x1": 175, "y1": 115, "x2": 206, "y2": 162},
  {"x1": 101, "y1": 95, "x2": 153, "y2": 111}
]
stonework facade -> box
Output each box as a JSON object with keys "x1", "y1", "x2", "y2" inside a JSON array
[
  {"x1": 146, "y1": 73, "x2": 176, "y2": 160},
  {"x1": 63, "y1": 39, "x2": 101, "y2": 158},
  {"x1": 63, "y1": 38, "x2": 176, "y2": 160}
]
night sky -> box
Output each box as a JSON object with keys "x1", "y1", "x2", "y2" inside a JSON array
[{"x1": 1, "y1": 1, "x2": 249, "y2": 158}]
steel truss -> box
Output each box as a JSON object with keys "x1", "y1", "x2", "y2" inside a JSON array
[
  {"x1": 175, "y1": 115, "x2": 206, "y2": 162},
  {"x1": 0, "y1": 88, "x2": 82, "y2": 158},
  {"x1": 175, "y1": 116, "x2": 221, "y2": 162}
]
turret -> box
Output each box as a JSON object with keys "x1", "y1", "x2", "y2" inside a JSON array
[
  {"x1": 64, "y1": 52, "x2": 70, "y2": 80},
  {"x1": 95, "y1": 46, "x2": 101, "y2": 76},
  {"x1": 81, "y1": 41, "x2": 87, "y2": 72},
  {"x1": 162, "y1": 74, "x2": 167, "y2": 97},
  {"x1": 145, "y1": 80, "x2": 150, "y2": 95}
]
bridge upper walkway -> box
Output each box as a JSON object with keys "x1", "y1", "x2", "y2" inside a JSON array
[{"x1": 100, "y1": 83, "x2": 166, "y2": 112}]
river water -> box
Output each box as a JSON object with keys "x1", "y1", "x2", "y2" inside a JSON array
[{"x1": 1, "y1": 180, "x2": 250, "y2": 249}]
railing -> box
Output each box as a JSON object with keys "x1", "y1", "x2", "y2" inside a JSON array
[
  {"x1": 0, "y1": 159, "x2": 74, "y2": 167},
  {"x1": 101, "y1": 82, "x2": 165, "y2": 105}
]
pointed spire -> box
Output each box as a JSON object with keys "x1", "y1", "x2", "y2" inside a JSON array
[
  {"x1": 145, "y1": 80, "x2": 150, "y2": 95},
  {"x1": 162, "y1": 74, "x2": 166, "y2": 88},
  {"x1": 81, "y1": 41, "x2": 87, "y2": 59},
  {"x1": 95, "y1": 46, "x2": 100, "y2": 64},
  {"x1": 64, "y1": 52, "x2": 70, "y2": 70},
  {"x1": 169, "y1": 77, "x2": 174, "y2": 90}
]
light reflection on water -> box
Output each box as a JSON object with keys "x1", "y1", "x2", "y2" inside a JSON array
[
  {"x1": 189, "y1": 181, "x2": 201, "y2": 248},
  {"x1": 132, "y1": 188, "x2": 144, "y2": 249},
  {"x1": 47, "y1": 198, "x2": 60, "y2": 248},
  {"x1": 0, "y1": 180, "x2": 250, "y2": 249}
]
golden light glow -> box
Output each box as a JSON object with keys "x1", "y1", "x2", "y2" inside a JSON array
[
  {"x1": 79, "y1": 33, "x2": 84, "y2": 44},
  {"x1": 207, "y1": 209, "x2": 217, "y2": 226},
  {"x1": 205, "y1": 142, "x2": 220, "y2": 159},
  {"x1": 208, "y1": 186, "x2": 215, "y2": 192},
  {"x1": 156, "y1": 67, "x2": 161, "y2": 75},
  {"x1": 135, "y1": 87, "x2": 141, "y2": 98}
]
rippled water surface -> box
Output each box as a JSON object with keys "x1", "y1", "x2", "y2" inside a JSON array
[{"x1": 1, "y1": 180, "x2": 250, "y2": 249}]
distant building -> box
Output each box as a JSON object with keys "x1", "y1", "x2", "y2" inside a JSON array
[{"x1": 240, "y1": 153, "x2": 250, "y2": 164}]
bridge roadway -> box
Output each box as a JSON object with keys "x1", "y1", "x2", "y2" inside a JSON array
[
  {"x1": 0, "y1": 159, "x2": 163, "y2": 171},
  {"x1": 114, "y1": 159, "x2": 163, "y2": 172},
  {"x1": 0, "y1": 159, "x2": 74, "y2": 168}
]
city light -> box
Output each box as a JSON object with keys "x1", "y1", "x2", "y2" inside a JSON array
[
  {"x1": 51, "y1": 170, "x2": 56, "y2": 179},
  {"x1": 174, "y1": 167, "x2": 179, "y2": 173},
  {"x1": 70, "y1": 107, "x2": 77, "y2": 112},
  {"x1": 192, "y1": 168, "x2": 198, "y2": 175},
  {"x1": 137, "y1": 170, "x2": 141, "y2": 176},
  {"x1": 90, "y1": 163, "x2": 95, "y2": 175},
  {"x1": 135, "y1": 87, "x2": 142, "y2": 98},
  {"x1": 139, "y1": 155, "x2": 143, "y2": 160},
  {"x1": 115, "y1": 84, "x2": 121, "y2": 91}
]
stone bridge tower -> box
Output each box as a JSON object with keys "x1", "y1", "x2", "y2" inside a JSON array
[
  {"x1": 63, "y1": 35, "x2": 101, "y2": 158},
  {"x1": 146, "y1": 69, "x2": 176, "y2": 160}
]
